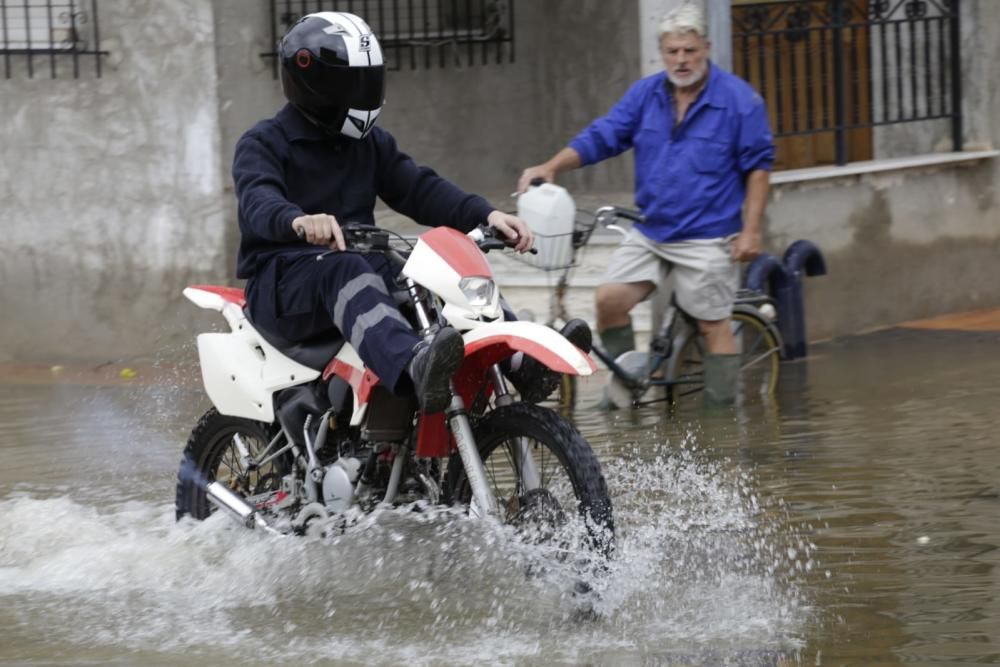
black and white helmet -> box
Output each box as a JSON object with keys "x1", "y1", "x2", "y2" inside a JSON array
[{"x1": 279, "y1": 12, "x2": 385, "y2": 139}]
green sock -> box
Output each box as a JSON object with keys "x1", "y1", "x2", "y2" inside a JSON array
[{"x1": 599, "y1": 324, "x2": 635, "y2": 360}]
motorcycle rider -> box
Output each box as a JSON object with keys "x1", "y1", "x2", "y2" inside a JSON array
[{"x1": 234, "y1": 12, "x2": 588, "y2": 413}]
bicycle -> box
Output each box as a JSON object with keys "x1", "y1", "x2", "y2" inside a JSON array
[{"x1": 528, "y1": 203, "x2": 784, "y2": 412}]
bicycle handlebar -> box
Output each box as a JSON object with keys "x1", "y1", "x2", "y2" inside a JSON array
[{"x1": 594, "y1": 205, "x2": 645, "y2": 226}]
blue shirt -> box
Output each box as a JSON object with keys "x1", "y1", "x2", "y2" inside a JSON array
[
  {"x1": 569, "y1": 64, "x2": 774, "y2": 243},
  {"x1": 232, "y1": 104, "x2": 495, "y2": 279}
]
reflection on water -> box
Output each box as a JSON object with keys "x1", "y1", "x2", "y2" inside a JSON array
[{"x1": 1, "y1": 327, "x2": 998, "y2": 665}]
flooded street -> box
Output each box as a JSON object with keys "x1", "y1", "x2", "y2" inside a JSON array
[{"x1": 1, "y1": 325, "x2": 999, "y2": 666}]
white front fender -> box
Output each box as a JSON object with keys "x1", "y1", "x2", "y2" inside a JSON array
[{"x1": 462, "y1": 321, "x2": 595, "y2": 376}]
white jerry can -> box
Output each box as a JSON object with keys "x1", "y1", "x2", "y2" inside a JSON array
[{"x1": 517, "y1": 182, "x2": 576, "y2": 270}]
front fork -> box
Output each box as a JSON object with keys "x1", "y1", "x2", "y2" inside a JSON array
[
  {"x1": 446, "y1": 389, "x2": 497, "y2": 519},
  {"x1": 406, "y1": 277, "x2": 538, "y2": 520}
]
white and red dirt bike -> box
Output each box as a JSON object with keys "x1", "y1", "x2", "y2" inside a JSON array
[{"x1": 175, "y1": 223, "x2": 614, "y2": 561}]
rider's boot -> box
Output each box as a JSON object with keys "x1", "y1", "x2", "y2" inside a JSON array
[
  {"x1": 598, "y1": 323, "x2": 635, "y2": 360},
  {"x1": 507, "y1": 319, "x2": 593, "y2": 403},
  {"x1": 408, "y1": 327, "x2": 465, "y2": 413},
  {"x1": 703, "y1": 353, "x2": 740, "y2": 407}
]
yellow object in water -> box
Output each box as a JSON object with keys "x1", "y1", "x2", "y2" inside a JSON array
[{"x1": 119, "y1": 367, "x2": 137, "y2": 379}]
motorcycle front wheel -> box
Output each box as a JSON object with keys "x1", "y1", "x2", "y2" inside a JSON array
[
  {"x1": 175, "y1": 408, "x2": 288, "y2": 521},
  {"x1": 447, "y1": 403, "x2": 614, "y2": 559}
]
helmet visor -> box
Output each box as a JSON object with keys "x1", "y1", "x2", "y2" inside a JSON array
[{"x1": 303, "y1": 62, "x2": 385, "y2": 112}]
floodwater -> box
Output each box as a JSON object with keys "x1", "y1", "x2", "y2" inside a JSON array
[{"x1": 1, "y1": 325, "x2": 999, "y2": 666}]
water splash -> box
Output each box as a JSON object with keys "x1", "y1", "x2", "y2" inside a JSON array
[{"x1": 0, "y1": 436, "x2": 809, "y2": 665}]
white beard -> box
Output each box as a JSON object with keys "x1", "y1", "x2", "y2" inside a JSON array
[{"x1": 667, "y1": 65, "x2": 707, "y2": 89}]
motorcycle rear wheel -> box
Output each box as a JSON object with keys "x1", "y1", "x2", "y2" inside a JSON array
[
  {"x1": 175, "y1": 408, "x2": 287, "y2": 521},
  {"x1": 448, "y1": 403, "x2": 614, "y2": 558}
]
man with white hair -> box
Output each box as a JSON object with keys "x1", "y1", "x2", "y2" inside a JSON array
[{"x1": 518, "y1": 3, "x2": 774, "y2": 406}]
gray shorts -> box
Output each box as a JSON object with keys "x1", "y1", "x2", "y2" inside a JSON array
[{"x1": 603, "y1": 228, "x2": 739, "y2": 321}]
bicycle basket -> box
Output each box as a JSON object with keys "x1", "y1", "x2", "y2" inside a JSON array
[{"x1": 572, "y1": 209, "x2": 600, "y2": 251}]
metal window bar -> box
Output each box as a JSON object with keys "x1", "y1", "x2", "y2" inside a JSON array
[
  {"x1": 0, "y1": 0, "x2": 105, "y2": 78},
  {"x1": 732, "y1": 0, "x2": 963, "y2": 166},
  {"x1": 261, "y1": 0, "x2": 513, "y2": 75}
]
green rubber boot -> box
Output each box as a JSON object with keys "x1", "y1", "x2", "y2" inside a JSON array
[
  {"x1": 599, "y1": 324, "x2": 635, "y2": 360},
  {"x1": 703, "y1": 353, "x2": 741, "y2": 407},
  {"x1": 594, "y1": 324, "x2": 636, "y2": 410}
]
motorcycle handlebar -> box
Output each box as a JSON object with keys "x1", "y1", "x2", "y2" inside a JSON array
[
  {"x1": 468, "y1": 225, "x2": 538, "y2": 255},
  {"x1": 300, "y1": 222, "x2": 536, "y2": 256}
]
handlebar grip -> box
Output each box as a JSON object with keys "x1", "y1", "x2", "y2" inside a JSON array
[{"x1": 611, "y1": 207, "x2": 644, "y2": 223}]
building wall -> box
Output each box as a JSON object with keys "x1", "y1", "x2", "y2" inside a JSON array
[
  {"x1": 211, "y1": 0, "x2": 640, "y2": 201},
  {"x1": 0, "y1": 0, "x2": 228, "y2": 363},
  {"x1": 0, "y1": 0, "x2": 997, "y2": 364},
  {"x1": 769, "y1": 160, "x2": 1000, "y2": 342}
]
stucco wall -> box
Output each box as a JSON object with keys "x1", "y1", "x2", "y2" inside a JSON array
[
  {"x1": 768, "y1": 160, "x2": 1000, "y2": 342},
  {"x1": 210, "y1": 0, "x2": 639, "y2": 272},
  {"x1": 1, "y1": 0, "x2": 997, "y2": 365},
  {"x1": 212, "y1": 0, "x2": 639, "y2": 202},
  {"x1": 0, "y1": 0, "x2": 227, "y2": 362}
]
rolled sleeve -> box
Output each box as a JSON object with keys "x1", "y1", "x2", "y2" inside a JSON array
[{"x1": 737, "y1": 94, "x2": 776, "y2": 174}]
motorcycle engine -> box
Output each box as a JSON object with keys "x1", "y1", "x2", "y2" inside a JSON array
[{"x1": 322, "y1": 457, "x2": 361, "y2": 512}]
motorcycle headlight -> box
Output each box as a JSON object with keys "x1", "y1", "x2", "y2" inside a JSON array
[{"x1": 459, "y1": 276, "x2": 496, "y2": 307}]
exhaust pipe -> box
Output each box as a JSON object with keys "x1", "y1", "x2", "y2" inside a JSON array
[{"x1": 206, "y1": 482, "x2": 282, "y2": 535}]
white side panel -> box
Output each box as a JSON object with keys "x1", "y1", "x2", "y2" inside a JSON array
[{"x1": 197, "y1": 323, "x2": 321, "y2": 422}]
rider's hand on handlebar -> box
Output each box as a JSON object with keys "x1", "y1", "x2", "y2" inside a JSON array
[
  {"x1": 292, "y1": 213, "x2": 346, "y2": 251},
  {"x1": 516, "y1": 165, "x2": 555, "y2": 193},
  {"x1": 486, "y1": 210, "x2": 534, "y2": 253}
]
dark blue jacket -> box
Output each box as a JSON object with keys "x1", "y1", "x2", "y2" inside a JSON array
[{"x1": 232, "y1": 104, "x2": 495, "y2": 279}]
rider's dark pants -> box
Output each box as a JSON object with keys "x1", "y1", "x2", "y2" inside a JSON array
[{"x1": 247, "y1": 250, "x2": 420, "y2": 393}]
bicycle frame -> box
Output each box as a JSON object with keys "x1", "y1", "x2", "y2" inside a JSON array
[
  {"x1": 530, "y1": 200, "x2": 783, "y2": 408},
  {"x1": 589, "y1": 300, "x2": 699, "y2": 396}
]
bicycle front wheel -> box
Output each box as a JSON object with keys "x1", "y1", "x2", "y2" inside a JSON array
[
  {"x1": 549, "y1": 372, "x2": 577, "y2": 416},
  {"x1": 667, "y1": 309, "x2": 781, "y2": 408}
]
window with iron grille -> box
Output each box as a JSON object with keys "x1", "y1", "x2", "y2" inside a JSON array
[
  {"x1": 1, "y1": 0, "x2": 107, "y2": 78},
  {"x1": 732, "y1": 0, "x2": 962, "y2": 170},
  {"x1": 262, "y1": 0, "x2": 514, "y2": 73}
]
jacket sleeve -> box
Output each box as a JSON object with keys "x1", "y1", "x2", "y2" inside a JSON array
[
  {"x1": 568, "y1": 79, "x2": 645, "y2": 166},
  {"x1": 232, "y1": 129, "x2": 306, "y2": 242},
  {"x1": 373, "y1": 130, "x2": 494, "y2": 233},
  {"x1": 736, "y1": 92, "x2": 776, "y2": 175}
]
